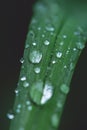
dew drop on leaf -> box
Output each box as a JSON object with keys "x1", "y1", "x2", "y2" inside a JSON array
[
  {"x1": 23, "y1": 81, "x2": 29, "y2": 88},
  {"x1": 34, "y1": 67, "x2": 41, "y2": 74},
  {"x1": 7, "y1": 112, "x2": 14, "y2": 120},
  {"x1": 76, "y1": 42, "x2": 85, "y2": 50},
  {"x1": 60, "y1": 84, "x2": 70, "y2": 94},
  {"x1": 51, "y1": 114, "x2": 59, "y2": 128},
  {"x1": 44, "y1": 40, "x2": 50, "y2": 45},
  {"x1": 29, "y1": 50, "x2": 42, "y2": 64},
  {"x1": 20, "y1": 57, "x2": 24, "y2": 64},
  {"x1": 56, "y1": 52, "x2": 62, "y2": 58}
]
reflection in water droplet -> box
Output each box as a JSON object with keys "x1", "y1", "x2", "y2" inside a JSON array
[
  {"x1": 73, "y1": 48, "x2": 77, "y2": 51},
  {"x1": 63, "y1": 35, "x2": 67, "y2": 39},
  {"x1": 20, "y1": 57, "x2": 24, "y2": 64},
  {"x1": 29, "y1": 50, "x2": 42, "y2": 64},
  {"x1": 52, "y1": 60, "x2": 56, "y2": 64},
  {"x1": 20, "y1": 76, "x2": 26, "y2": 81},
  {"x1": 56, "y1": 52, "x2": 62, "y2": 58},
  {"x1": 51, "y1": 114, "x2": 59, "y2": 128},
  {"x1": 32, "y1": 42, "x2": 36, "y2": 46},
  {"x1": 76, "y1": 42, "x2": 85, "y2": 50},
  {"x1": 41, "y1": 82, "x2": 53, "y2": 105},
  {"x1": 23, "y1": 81, "x2": 29, "y2": 88},
  {"x1": 30, "y1": 80, "x2": 43, "y2": 105},
  {"x1": 7, "y1": 112, "x2": 14, "y2": 120},
  {"x1": 34, "y1": 67, "x2": 40, "y2": 74},
  {"x1": 44, "y1": 40, "x2": 50, "y2": 45},
  {"x1": 45, "y1": 26, "x2": 55, "y2": 32},
  {"x1": 60, "y1": 84, "x2": 69, "y2": 94}
]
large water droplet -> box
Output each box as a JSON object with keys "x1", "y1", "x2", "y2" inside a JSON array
[
  {"x1": 29, "y1": 50, "x2": 42, "y2": 64},
  {"x1": 76, "y1": 42, "x2": 85, "y2": 50},
  {"x1": 60, "y1": 84, "x2": 69, "y2": 94},
  {"x1": 45, "y1": 25, "x2": 55, "y2": 32},
  {"x1": 41, "y1": 81, "x2": 53, "y2": 105},
  {"x1": 7, "y1": 112, "x2": 14, "y2": 120},
  {"x1": 56, "y1": 52, "x2": 62, "y2": 58},
  {"x1": 30, "y1": 80, "x2": 53, "y2": 105},
  {"x1": 44, "y1": 40, "x2": 50, "y2": 45},
  {"x1": 51, "y1": 114, "x2": 59, "y2": 128}
]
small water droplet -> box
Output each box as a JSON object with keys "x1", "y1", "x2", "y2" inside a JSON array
[
  {"x1": 44, "y1": 40, "x2": 50, "y2": 45},
  {"x1": 23, "y1": 81, "x2": 29, "y2": 88},
  {"x1": 41, "y1": 81, "x2": 53, "y2": 105},
  {"x1": 76, "y1": 42, "x2": 85, "y2": 50},
  {"x1": 7, "y1": 112, "x2": 14, "y2": 120},
  {"x1": 56, "y1": 52, "x2": 62, "y2": 58},
  {"x1": 45, "y1": 26, "x2": 55, "y2": 32},
  {"x1": 63, "y1": 35, "x2": 67, "y2": 39},
  {"x1": 37, "y1": 27, "x2": 41, "y2": 30},
  {"x1": 34, "y1": 67, "x2": 40, "y2": 74},
  {"x1": 17, "y1": 104, "x2": 21, "y2": 109},
  {"x1": 52, "y1": 60, "x2": 56, "y2": 64},
  {"x1": 32, "y1": 42, "x2": 36, "y2": 46},
  {"x1": 20, "y1": 76, "x2": 26, "y2": 81},
  {"x1": 42, "y1": 34, "x2": 45, "y2": 38},
  {"x1": 20, "y1": 57, "x2": 24, "y2": 64},
  {"x1": 59, "y1": 41, "x2": 64, "y2": 46},
  {"x1": 51, "y1": 114, "x2": 59, "y2": 128},
  {"x1": 16, "y1": 109, "x2": 21, "y2": 113},
  {"x1": 26, "y1": 101, "x2": 31, "y2": 105},
  {"x1": 57, "y1": 101, "x2": 63, "y2": 108},
  {"x1": 27, "y1": 106, "x2": 32, "y2": 111},
  {"x1": 64, "y1": 65, "x2": 67, "y2": 69},
  {"x1": 25, "y1": 44, "x2": 29, "y2": 49},
  {"x1": 73, "y1": 48, "x2": 77, "y2": 51},
  {"x1": 60, "y1": 84, "x2": 69, "y2": 94},
  {"x1": 29, "y1": 50, "x2": 42, "y2": 64},
  {"x1": 14, "y1": 89, "x2": 19, "y2": 96}
]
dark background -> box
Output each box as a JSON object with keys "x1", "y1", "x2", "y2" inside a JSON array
[{"x1": 0, "y1": 0, "x2": 87, "y2": 130}]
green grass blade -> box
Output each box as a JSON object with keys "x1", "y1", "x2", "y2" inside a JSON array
[{"x1": 8, "y1": 1, "x2": 87, "y2": 130}]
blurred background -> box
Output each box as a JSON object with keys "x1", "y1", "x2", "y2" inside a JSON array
[{"x1": 0, "y1": 0, "x2": 87, "y2": 130}]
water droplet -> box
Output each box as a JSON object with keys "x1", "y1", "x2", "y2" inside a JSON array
[
  {"x1": 37, "y1": 27, "x2": 41, "y2": 30},
  {"x1": 51, "y1": 114, "x2": 59, "y2": 128},
  {"x1": 76, "y1": 42, "x2": 85, "y2": 50},
  {"x1": 20, "y1": 76, "x2": 26, "y2": 81},
  {"x1": 41, "y1": 81, "x2": 53, "y2": 105},
  {"x1": 25, "y1": 44, "x2": 29, "y2": 49},
  {"x1": 56, "y1": 52, "x2": 62, "y2": 58},
  {"x1": 73, "y1": 48, "x2": 77, "y2": 51},
  {"x1": 34, "y1": 67, "x2": 40, "y2": 74},
  {"x1": 60, "y1": 84, "x2": 69, "y2": 94},
  {"x1": 45, "y1": 26, "x2": 55, "y2": 32},
  {"x1": 7, "y1": 112, "x2": 14, "y2": 120},
  {"x1": 26, "y1": 101, "x2": 31, "y2": 105},
  {"x1": 30, "y1": 80, "x2": 53, "y2": 105},
  {"x1": 14, "y1": 89, "x2": 19, "y2": 96},
  {"x1": 52, "y1": 60, "x2": 56, "y2": 64},
  {"x1": 42, "y1": 34, "x2": 45, "y2": 38},
  {"x1": 16, "y1": 109, "x2": 21, "y2": 113},
  {"x1": 63, "y1": 35, "x2": 67, "y2": 39},
  {"x1": 57, "y1": 101, "x2": 63, "y2": 108},
  {"x1": 17, "y1": 104, "x2": 21, "y2": 109},
  {"x1": 20, "y1": 57, "x2": 24, "y2": 64},
  {"x1": 29, "y1": 50, "x2": 42, "y2": 64},
  {"x1": 23, "y1": 81, "x2": 29, "y2": 88},
  {"x1": 32, "y1": 42, "x2": 36, "y2": 46},
  {"x1": 27, "y1": 106, "x2": 32, "y2": 111},
  {"x1": 44, "y1": 40, "x2": 50, "y2": 45},
  {"x1": 59, "y1": 41, "x2": 64, "y2": 46},
  {"x1": 64, "y1": 65, "x2": 67, "y2": 69}
]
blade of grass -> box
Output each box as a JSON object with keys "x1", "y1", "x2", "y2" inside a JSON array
[{"x1": 8, "y1": 0, "x2": 87, "y2": 130}]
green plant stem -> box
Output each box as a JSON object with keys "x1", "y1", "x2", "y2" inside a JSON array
[{"x1": 9, "y1": 0, "x2": 87, "y2": 130}]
